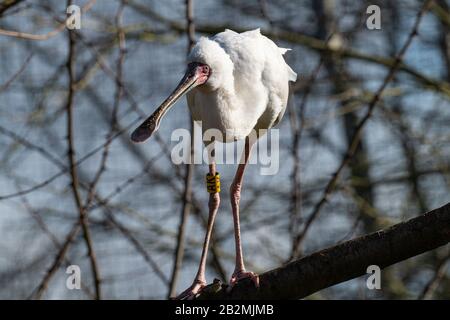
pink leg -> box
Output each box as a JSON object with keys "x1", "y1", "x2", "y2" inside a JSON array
[
  {"x1": 176, "y1": 163, "x2": 220, "y2": 300},
  {"x1": 229, "y1": 138, "x2": 259, "y2": 288}
]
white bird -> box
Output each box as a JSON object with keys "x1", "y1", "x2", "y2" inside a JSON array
[{"x1": 131, "y1": 28, "x2": 297, "y2": 299}]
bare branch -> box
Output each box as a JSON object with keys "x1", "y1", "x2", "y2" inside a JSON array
[
  {"x1": 418, "y1": 252, "x2": 450, "y2": 299},
  {"x1": 64, "y1": 4, "x2": 101, "y2": 299},
  {"x1": 0, "y1": 53, "x2": 32, "y2": 92},
  {"x1": 292, "y1": 0, "x2": 433, "y2": 249},
  {"x1": 0, "y1": 0, "x2": 96, "y2": 40},
  {"x1": 198, "y1": 202, "x2": 450, "y2": 299},
  {"x1": 0, "y1": 0, "x2": 25, "y2": 17},
  {"x1": 167, "y1": 0, "x2": 196, "y2": 299}
]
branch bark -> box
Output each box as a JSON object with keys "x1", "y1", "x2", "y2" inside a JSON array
[
  {"x1": 167, "y1": 0, "x2": 196, "y2": 299},
  {"x1": 65, "y1": 0, "x2": 101, "y2": 299},
  {"x1": 0, "y1": 0, "x2": 24, "y2": 17},
  {"x1": 292, "y1": 0, "x2": 432, "y2": 249},
  {"x1": 197, "y1": 202, "x2": 450, "y2": 300}
]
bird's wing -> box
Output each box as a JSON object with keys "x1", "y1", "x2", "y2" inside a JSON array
[
  {"x1": 213, "y1": 28, "x2": 297, "y2": 86},
  {"x1": 211, "y1": 29, "x2": 270, "y2": 131},
  {"x1": 253, "y1": 30, "x2": 297, "y2": 129},
  {"x1": 279, "y1": 48, "x2": 298, "y2": 82},
  {"x1": 212, "y1": 29, "x2": 297, "y2": 131}
]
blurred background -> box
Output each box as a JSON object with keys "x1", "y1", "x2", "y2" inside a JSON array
[{"x1": 0, "y1": 0, "x2": 449, "y2": 299}]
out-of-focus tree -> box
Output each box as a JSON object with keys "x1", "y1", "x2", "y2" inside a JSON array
[{"x1": 0, "y1": 0, "x2": 448, "y2": 299}]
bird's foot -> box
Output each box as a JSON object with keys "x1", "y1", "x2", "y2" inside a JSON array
[
  {"x1": 229, "y1": 269, "x2": 259, "y2": 289},
  {"x1": 174, "y1": 280, "x2": 206, "y2": 300}
]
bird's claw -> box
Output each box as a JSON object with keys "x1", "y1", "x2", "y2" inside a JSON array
[
  {"x1": 229, "y1": 270, "x2": 259, "y2": 290},
  {"x1": 174, "y1": 280, "x2": 206, "y2": 300}
]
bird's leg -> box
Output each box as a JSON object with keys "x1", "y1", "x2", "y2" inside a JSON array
[
  {"x1": 229, "y1": 137, "x2": 259, "y2": 288},
  {"x1": 176, "y1": 162, "x2": 221, "y2": 300}
]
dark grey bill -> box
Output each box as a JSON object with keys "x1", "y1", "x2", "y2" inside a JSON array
[{"x1": 131, "y1": 67, "x2": 198, "y2": 143}]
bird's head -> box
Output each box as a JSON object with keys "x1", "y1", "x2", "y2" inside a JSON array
[
  {"x1": 130, "y1": 37, "x2": 232, "y2": 143},
  {"x1": 188, "y1": 37, "x2": 234, "y2": 92}
]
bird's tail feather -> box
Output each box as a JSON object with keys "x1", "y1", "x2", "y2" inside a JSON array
[
  {"x1": 286, "y1": 64, "x2": 297, "y2": 82},
  {"x1": 279, "y1": 48, "x2": 297, "y2": 82},
  {"x1": 279, "y1": 47, "x2": 291, "y2": 55}
]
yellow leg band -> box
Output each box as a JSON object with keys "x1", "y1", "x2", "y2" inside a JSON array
[{"x1": 206, "y1": 172, "x2": 221, "y2": 194}]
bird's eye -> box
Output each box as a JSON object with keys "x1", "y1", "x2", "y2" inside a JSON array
[{"x1": 203, "y1": 65, "x2": 209, "y2": 73}]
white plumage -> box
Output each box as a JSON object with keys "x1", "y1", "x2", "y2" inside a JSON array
[
  {"x1": 131, "y1": 28, "x2": 297, "y2": 300},
  {"x1": 187, "y1": 28, "x2": 297, "y2": 141}
]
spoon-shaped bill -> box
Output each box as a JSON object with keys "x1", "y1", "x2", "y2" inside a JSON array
[{"x1": 130, "y1": 68, "x2": 198, "y2": 143}]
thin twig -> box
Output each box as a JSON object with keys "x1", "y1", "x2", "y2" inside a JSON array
[
  {"x1": 0, "y1": 53, "x2": 32, "y2": 92},
  {"x1": 0, "y1": 0, "x2": 25, "y2": 16},
  {"x1": 168, "y1": 0, "x2": 196, "y2": 298},
  {"x1": 32, "y1": 222, "x2": 81, "y2": 299},
  {"x1": 289, "y1": 57, "x2": 325, "y2": 260},
  {"x1": 83, "y1": 0, "x2": 126, "y2": 210},
  {"x1": 104, "y1": 209, "x2": 169, "y2": 286},
  {"x1": 20, "y1": 197, "x2": 95, "y2": 299},
  {"x1": 0, "y1": 0, "x2": 96, "y2": 40},
  {"x1": 292, "y1": 0, "x2": 432, "y2": 250},
  {"x1": 418, "y1": 253, "x2": 450, "y2": 299},
  {"x1": 0, "y1": 117, "x2": 141, "y2": 201},
  {"x1": 65, "y1": 4, "x2": 101, "y2": 299}
]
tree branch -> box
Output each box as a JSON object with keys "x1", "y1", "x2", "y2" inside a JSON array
[
  {"x1": 0, "y1": 1, "x2": 96, "y2": 40},
  {"x1": 197, "y1": 202, "x2": 450, "y2": 299},
  {"x1": 292, "y1": 0, "x2": 432, "y2": 251},
  {"x1": 65, "y1": 0, "x2": 101, "y2": 299},
  {"x1": 168, "y1": 0, "x2": 196, "y2": 299},
  {"x1": 0, "y1": 0, "x2": 24, "y2": 17}
]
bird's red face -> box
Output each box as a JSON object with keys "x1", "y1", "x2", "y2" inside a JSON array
[
  {"x1": 130, "y1": 62, "x2": 211, "y2": 143},
  {"x1": 187, "y1": 62, "x2": 211, "y2": 86}
]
